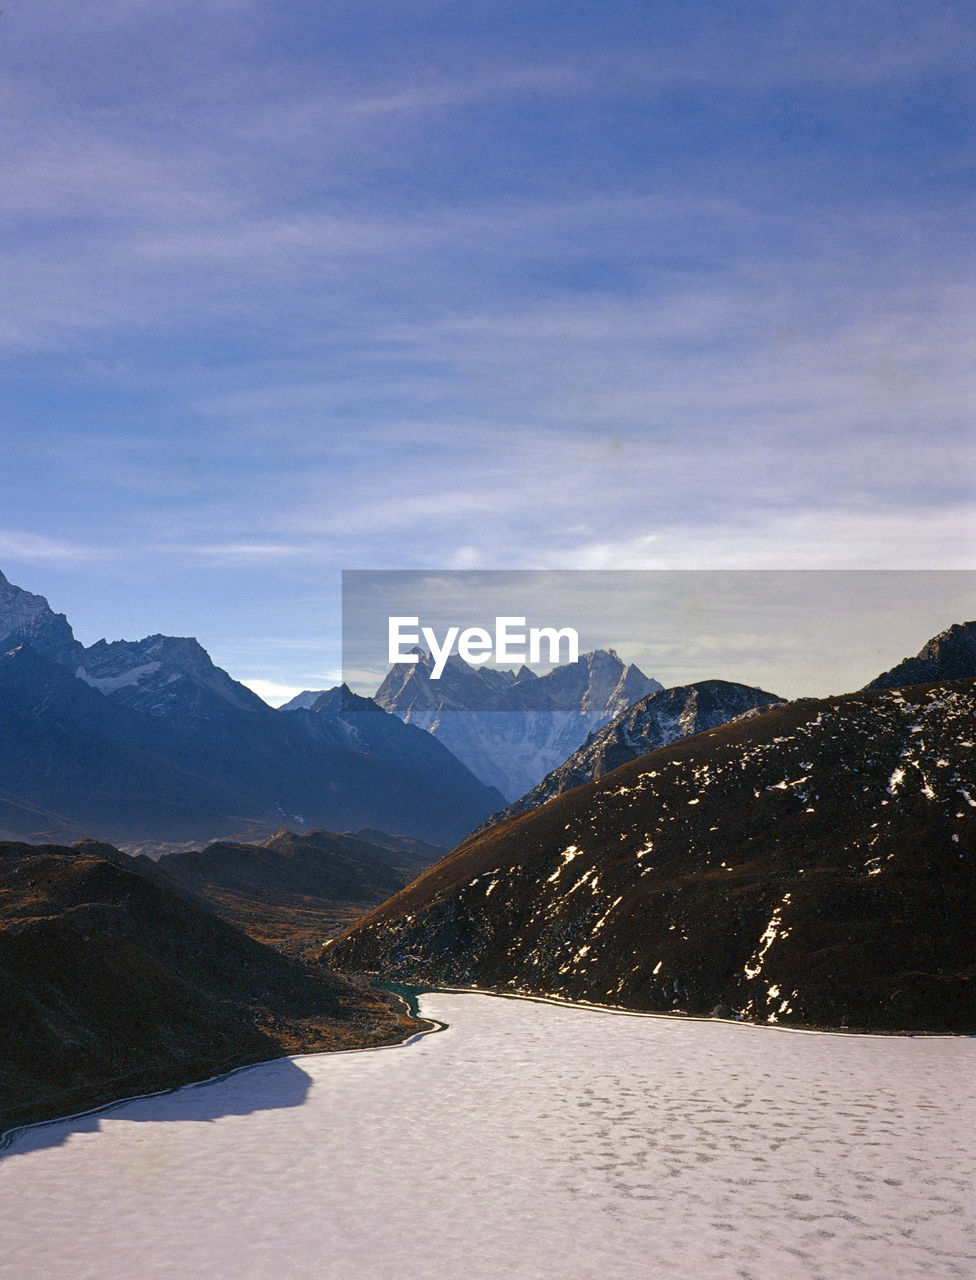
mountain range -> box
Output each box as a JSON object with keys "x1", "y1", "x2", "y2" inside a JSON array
[
  {"x1": 5, "y1": 593, "x2": 976, "y2": 1135},
  {"x1": 0, "y1": 570, "x2": 503, "y2": 848},
  {"x1": 363, "y1": 647, "x2": 661, "y2": 799}
]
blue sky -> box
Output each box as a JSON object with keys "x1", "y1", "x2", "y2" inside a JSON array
[{"x1": 1, "y1": 1, "x2": 974, "y2": 699}]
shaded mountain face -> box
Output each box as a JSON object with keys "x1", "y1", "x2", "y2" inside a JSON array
[
  {"x1": 368, "y1": 648, "x2": 662, "y2": 801},
  {"x1": 279, "y1": 686, "x2": 506, "y2": 843},
  {"x1": 328, "y1": 680, "x2": 976, "y2": 1034},
  {"x1": 0, "y1": 840, "x2": 420, "y2": 1131},
  {"x1": 0, "y1": 642, "x2": 264, "y2": 842},
  {"x1": 490, "y1": 679, "x2": 785, "y2": 824},
  {"x1": 0, "y1": 572, "x2": 503, "y2": 848},
  {"x1": 157, "y1": 827, "x2": 444, "y2": 946},
  {"x1": 0, "y1": 645, "x2": 502, "y2": 847},
  {"x1": 865, "y1": 620, "x2": 976, "y2": 690}
]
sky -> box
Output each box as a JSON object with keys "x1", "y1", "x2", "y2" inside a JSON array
[{"x1": 1, "y1": 1, "x2": 974, "y2": 701}]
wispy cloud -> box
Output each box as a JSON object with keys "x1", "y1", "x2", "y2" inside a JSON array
[
  {"x1": 0, "y1": 531, "x2": 118, "y2": 564},
  {"x1": 345, "y1": 63, "x2": 585, "y2": 118},
  {"x1": 184, "y1": 543, "x2": 313, "y2": 564}
]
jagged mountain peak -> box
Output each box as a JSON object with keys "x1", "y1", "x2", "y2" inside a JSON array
[
  {"x1": 0, "y1": 568, "x2": 84, "y2": 668},
  {"x1": 921, "y1": 618, "x2": 976, "y2": 652},
  {"x1": 77, "y1": 632, "x2": 269, "y2": 719},
  {"x1": 0, "y1": 571, "x2": 268, "y2": 721},
  {"x1": 864, "y1": 619, "x2": 976, "y2": 690},
  {"x1": 373, "y1": 645, "x2": 662, "y2": 800}
]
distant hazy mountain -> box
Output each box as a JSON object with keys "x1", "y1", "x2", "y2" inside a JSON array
[
  {"x1": 278, "y1": 689, "x2": 321, "y2": 711},
  {"x1": 0, "y1": 838, "x2": 419, "y2": 1131},
  {"x1": 490, "y1": 679, "x2": 785, "y2": 824},
  {"x1": 865, "y1": 620, "x2": 976, "y2": 690},
  {"x1": 0, "y1": 570, "x2": 503, "y2": 847},
  {"x1": 328, "y1": 677, "x2": 976, "y2": 1034},
  {"x1": 157, "y1": 826, "x2": 445, "y2": 945},
  {"x1": 346, "y1": 828, "x2": 447, "y2": 873},
  {"x1": 368, "y1": 648, "x2": 661, "y2": 800}
]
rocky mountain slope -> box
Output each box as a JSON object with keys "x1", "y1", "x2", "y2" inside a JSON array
[
  {"x1": 864, "y1": 619, "x2": 976, "y2": 690},
  {"x1": 0, "y1": 570, "x2": 84, "y2": 669},
  {"x1": 489, "y1": 679, "x2": 784, "y2": 824},
  {"x1": 366, "y1": 648, "x2": 661, "y2": 800},
  {"x1": 0, "y1": 839, "x2": 421, "y2": 1132},
  {"x1": 0, "y1": 571, "x2": 502, "y2": 847},
  {"x1": 157, "y1": 827, "x2": 445, "y2": 946},
  {"x1": 327, "y1": 679, "x2": 976, "y2": 1033}
]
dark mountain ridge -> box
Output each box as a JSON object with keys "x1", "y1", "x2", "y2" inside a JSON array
[{"x1": 864, "y1": 619, "x2": 976, "y2": 690}]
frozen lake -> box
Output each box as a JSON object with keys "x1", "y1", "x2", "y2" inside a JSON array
[{"x1": 2, "y1": 991, "x2": 974, "y2": 1279}]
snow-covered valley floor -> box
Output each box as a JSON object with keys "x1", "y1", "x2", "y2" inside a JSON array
[{"x1": 2, "y1": 992, "x2": 974, "y2": 1279}]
